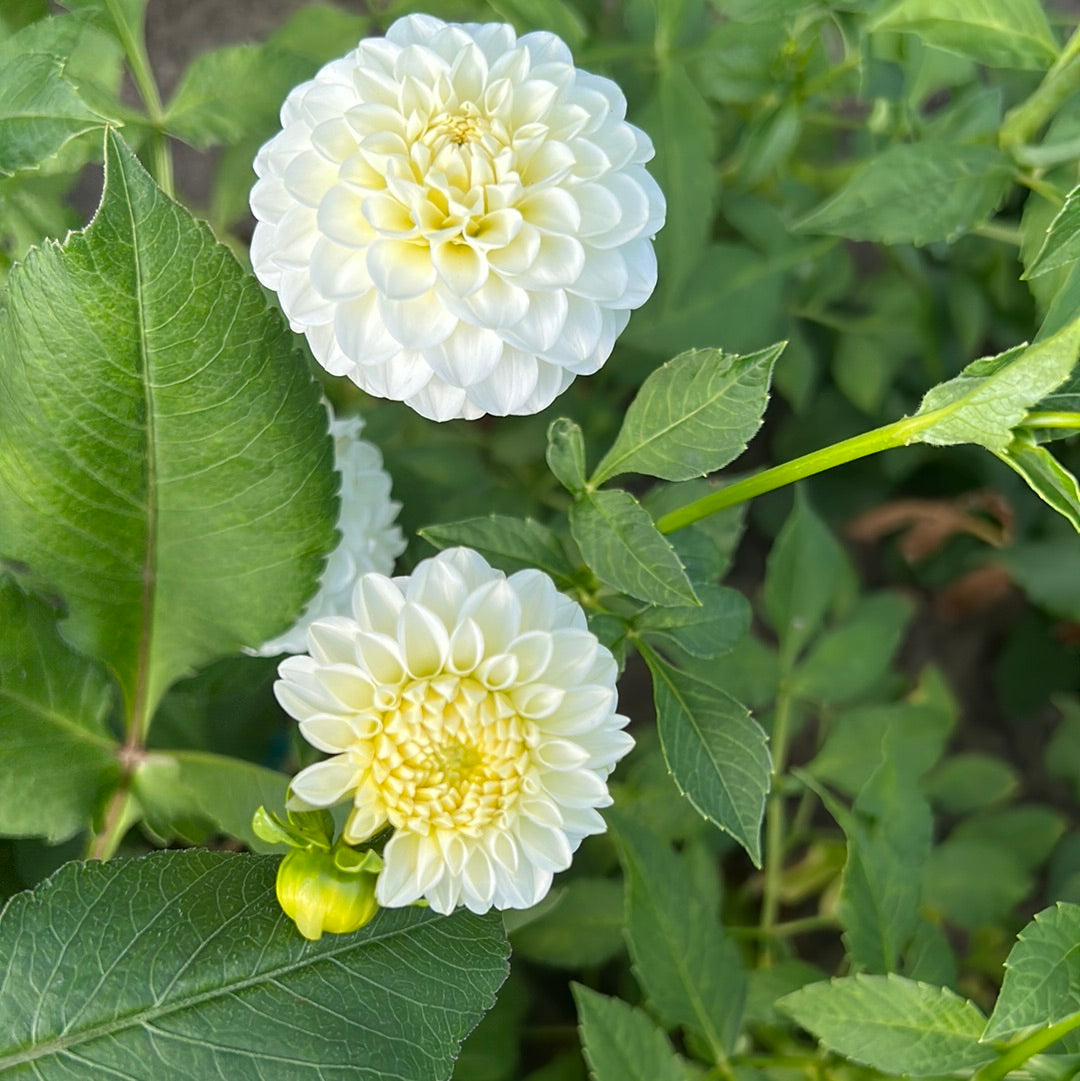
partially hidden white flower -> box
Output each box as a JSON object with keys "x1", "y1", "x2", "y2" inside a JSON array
[
  {"x1": 250, "y1": 13, "x2": 665, "y2": 422},
  {"x1": 274, "y1": 547, "x2": 633, "y2": 914},
  {"x1": 253, "y1": 410, "x2": 406, "y2": 657}
]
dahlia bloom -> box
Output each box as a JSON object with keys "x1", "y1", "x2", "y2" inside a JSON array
[
  {"x1": 253, "y1": 411, "x2": 405, "y2": 657},
  {"x1": 250, "y1": 14, "x2": 665, "y2": 421},
  {"x1": 274, "y1": 547, "x2": 633, "y2": 914}
]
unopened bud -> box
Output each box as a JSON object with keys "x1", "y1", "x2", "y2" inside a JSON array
[{"x1": 276, "y1": 846, "x2": 379, "y2": 941}]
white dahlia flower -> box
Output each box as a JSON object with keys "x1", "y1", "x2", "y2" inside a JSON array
[
  {"x1": 274, "y1": 547, "x2": 633, "y2": 914},
  {"x1": 253, "y1": 411, "x2": 405, "y2": 657},
  {"x1": 250, "y1": 13, "x2": 665, "y2": 421}
]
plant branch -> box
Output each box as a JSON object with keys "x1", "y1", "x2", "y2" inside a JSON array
[
  {"x1": 759, "y1": 685, "x2": 795, "y2": 963},
  {"x1": 1001, "y1": 26, "x2": 1080, "y2": 151}
]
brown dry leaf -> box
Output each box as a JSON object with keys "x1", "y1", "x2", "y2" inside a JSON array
[{"x1": 936, "y1": 562, "x2": 1014, "y2": 619}]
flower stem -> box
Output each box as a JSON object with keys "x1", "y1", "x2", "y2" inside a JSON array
[
  {"x1": 655, "y1": 413, "x2": 936, "y2": 534},
  {"x1": 103, "y1": 0, "x2": 174, "y2": 196},
  {"x1": 1021, "y1": 411, "x2": 1080, "y2": 430},
  {"x1": 1000, "y1": 26, "x2": 1080, "y2": 150},
  {"x1": 86, "y1": 784, "x2": 140, "y2": 860},
  {"x1": 759, "y1": 684, "x2": 795, "y2": 963},
  {"x1": 975, "y1": 1011, "x2": 1080, "y2": 1081}
]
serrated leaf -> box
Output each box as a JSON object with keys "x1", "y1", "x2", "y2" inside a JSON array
[
  {"x1": 915, "y1": 316, "x2": 1080, "y2": 451},
  {"x1": 570, "y1": 490, "x2": 698, "y2": 606},
  {"x1": 635, "y1": 583, "x2": 751, "y2": 659},
  {"x1": 547, "y1": 417, "x2": 588, "y2": 495},
  {"x1": 791, "y1": 593, "x2": 914, "y2": 705},
  {"x1": 796, "y1": 144, "x2": 1011, "y2": 245},
  {"x1": 164, "y1": 42, "x2": 315, "y2": 149},
  {"x1": 573, "y1": 986, "x2": 685, "y2": 1081},
  {"x1": 0, "y1": 21, "x2": 107, "y2": 176},
  {"x1": 995, "y1": 431, "x2": 1080, "y2": 531},
  {"x1": 644, "y1": 654, "x2": 769, "y2": 864},
  {"x1": 609, "y1": 810, "x2": 745, "y2": 1056},
  {"x1": 592, "y1": 344, "x2": 782, "y2": 485},
  {"x1": 420, "y1": 515, "x2": 577, "y2": 586},
  {"x1": 0, "y1": 577, "x2": 118, "y2": 841},
  {"x1": 1026, "y1": 182, "x2": 1080, "y2": 279},
  {"x1": 985, "y1": 903, "x2": 1080, "y2": 1040},
  {"x1": 873, "y1": 0, "x2": 1058, "y2": 70},
  {"x1": 0, "y1": 131, "x2": 338, "y2": 721},
  {"x1": 132, "y1": 750, "x2": 290, "y2": 852},
  {"x1": 639, "y1": 65, "x2": 715, "y2": 297},
  {"x1": 0, "y1": 851, "x2": 508, "y2": 1077},
  {"x1": 779, "y1": 975, "x2": 994, "y2": 1075},
  {"x1": 762, "y1": 491, "x2": 852, "y2": 667}
]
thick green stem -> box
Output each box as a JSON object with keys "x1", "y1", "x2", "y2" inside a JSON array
[
  {"x1": 1001, "y1": 26, "x2": 1080, "y2": 150},
  {"x1": 975, "y1": 1011, "x2": 1080, "y2": 1081},
  {"x1": 1021, "y1": 411, "x2": 1080, "y2": 430},
  {"x1": 103, "y1": 0, "x2": 173, "y2": 196},
  {"x1": 86, "y1": 784, "x2": 139, "y2": 860},
  {"x1": 656, "y1": 414, "x2": 936, "y2": 534}
]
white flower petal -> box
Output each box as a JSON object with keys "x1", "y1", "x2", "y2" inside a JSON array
[{"x1": 289, "y1": 755, "x2": 360, "y2": 807}]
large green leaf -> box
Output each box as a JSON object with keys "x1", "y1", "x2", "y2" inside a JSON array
[
  {"x1": 0, "y1": 19, "x2": 107, "y2": 176},
  {"x1": 779, "y1": 975, "x2": 994, "y2": 1075},
  {"x1": 873, "y1": 0, "x2": 1058, "y2": 70},
  {"x1": 569, "y1": 490, "x2": 698, "y2": 607},
  {"x1": 915, "y1": 317, "x2": 1080, "y2": 451},
  {"x1": 1026, "y1": 182, "x2": 1080, "y2": 279},
  {"x1": 610, "y1": 810, "x2": 745, "y2": 1057},
  {"x1": 0, "y1": 577, "x2": 118, "y2": 841},
  {"x1": 635, "y1": 583, "x2": 751, "y2": 660},
  {"x1": 0, "y1": 130, "x2": 338, "y2": 721},
  {"x1": 644, "y1": 653, "x2": 769, "y2": 864},
  {"x1": 592, "y1": 344, "x2": 782, "y2": 485},
  {"x1": 796, "y1": 144, "x2": 1012, "y2": 246},
  {"x1": 984, "y1": 903, "x2": 1080, "y2": 1040},
  {"x1": 573, "y1": 986, "x2": 685, "y2": 1081},
  {"x1": 0, "y1": 851, "x2": 508, "y2": 1077}
]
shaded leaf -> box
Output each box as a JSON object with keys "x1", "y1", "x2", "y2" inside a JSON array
[
  {"x1": 0, "y1": 131, "x2": 338, "y2": 721},
  {"x1": 1026, "y1": 182, "x2": 1080, "y2": 279},
  {"x1": 922, "y1": 839, "x2": 1030, "y2": 930},
  {"x1": 0, "y1": 577, "x2": 118, "y2": 841},
  {"x1": 592, "y1": 344, "x2": 782, "y2": 485},
  {"x1": 644, "y1": 654, "x2": 769, "y2": 864},
  {"x1": 486, "y1": 0, "x2": 588, "y2": 46},
  {"x1": 636, "y1": 584, "x2": 751, "y2": 659},
  {"x1": 796, "y1": 144, "x2": 1011, "y2": 245},
  {"x1": 609, "y1": 810, "x2": 745, "y2": 1056},
  {"x1": 779, "y1": 975, "x2": 994, "y2": 1075},
  {"x1": 923, "y1": 752, "x2": 1019, "y2": 814},
  {"x1": 573, "y1": 986, "x2": 685, "y2": 1081},
  {"x1": 511, "y1": 878, "x2": 625, "y2": 969},
  {"x1": 570, "y1": 490, "x2": 698, "y2": 606},
  {"x1": 0, "y1": 851, "x2": 508, "y2": 1077},
  {"x1": 547, "y1": 417, "x2": 588, "y2": 495}
]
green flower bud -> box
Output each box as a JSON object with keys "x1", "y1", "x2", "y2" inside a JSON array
[{"x1": 275, "y1": 846, "x2": 379, "y2": 941}]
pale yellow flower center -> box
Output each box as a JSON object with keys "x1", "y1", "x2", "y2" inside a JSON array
[
  {"x1": 368, "y1": 675, "x2": 534, "y2": 836},
  {"x1": 423, "y1": 103, "x2": 492, "y2": 152}
]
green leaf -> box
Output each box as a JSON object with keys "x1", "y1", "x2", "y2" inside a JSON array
[
  {"x1": 592, "y1": 344, "x2": 782, "y2": 485},
  {"x1": 511, "y1": 878, "x2": 625, "y2": 969},
  {"x1": 266, "y1": 3, "x2": 369, "y2": 65},
  {"x1": 951, "y1": 806, "x2": 1066, "y2": 875},
  {"x1": 59, "y1": 0, "x2": 146, "y2": 40},
  {"x1": 995, "y1": 432, "x2": 1080, "y2": 531},
  {"x1": 796, "y1": 144, "x2": 1012, "y2": 245},
  {"x1": 791, "y1": 593, "x2": 914, "y2": 705},
  {"x1": 1002, "y1": 541, "x2": 1080, "y2": 620},
  {"x1": 644, "y1": 653, "x2": 769, "y2": 864},
  {"x1": 0, "y1": 577, "x2": 118, "y2": 841},
  {"x1": 1026, "y1": 182, "x2": 1080, "y2": 279},
  {"x1": 570, "y1": 490, "x2": 698, "y2": 606},
  {"x1": 164, "y1": 42, "x2": 315, "y2": 148},
  {"x1": 915, "y1": 316, "x2": 1080, "y2": 451},
  {"x1": 0, "y1": 131, "x2": 338, "y2": 720},
  {"x1": 547, "y1": 417, "x2": 588, "y2": 495},
  {"x1": 762, "y1": 491, "x2": 852, "y2": 667},
  {"x1": 132, "y1": 750, "x2": 290, "y2": 852},
  {"x1": 486, "y1": 0, "x2": 588, "y2": 47},
  {"x1": 923, "y1": 752, "x2": 1019, "y2": 814},
  {"x1": 609, "y1": 810, "x2": 746, "y2": 1056},
  {"x1": 985, "y1": 903, "x2": 1080, "y2": 1040},
  {"x1": 0, "y1": 851, "x2": 508, "y2": 1076},
  {"x1": 635, "y1": 584, "x2": 751, "y2": 660},
  {"x1": 0, "y1": 20, "x2": 107, "y2": 176},
  {"x1": 573, "y1": 986, "x2": 685, "y2": 1081},
  {"x1": 921, "y1": 839, "x2": 1029, "y2": 930},
  {"x1": 778, "y1": 975, "x2": 994, "y2": 1075},
  {"x1": 420, "y1": 514, "x2": 577, "y2": 586},
  {"x1": 638, "y1": 65, "x2": 716, "y2": 297},
  {"x1": 873, "y1": 0, "x2": 1058, "y2": 70}
]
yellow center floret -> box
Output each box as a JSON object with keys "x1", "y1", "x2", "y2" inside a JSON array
[{"x1": 365, "y1": 675, "x2": 534, "y2": 838}]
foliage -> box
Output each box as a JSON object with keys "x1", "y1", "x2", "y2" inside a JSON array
[{"x1": 0, "y1": 0, "x2": 1078, "y2": 1078}]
